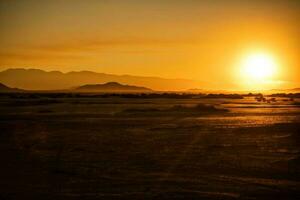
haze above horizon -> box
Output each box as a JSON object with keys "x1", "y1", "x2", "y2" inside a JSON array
[{"x1": 0, "y1": 0, "x2": 299, "y2": 90}]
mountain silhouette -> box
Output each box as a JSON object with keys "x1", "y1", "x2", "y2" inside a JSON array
[
  {"x1": 75, "y1": 82, "x2": 152, "y2": 92},
  {"x1": 0, "y1": 68, "x2": 203, "y2": 91},
  {"x1": 290, "y1": 88, "x2": 300, "y2": 92},
  {"x1": 0, "y1": 83, "x2": 23, "y2": 92},
  {"x1": 270, "y1": 88, "x2": 300, "y2": 93}
]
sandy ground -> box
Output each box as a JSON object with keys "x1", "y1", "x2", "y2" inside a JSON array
[{"x1": 0, "y1": 95, "x2": 300, "y2": 199}]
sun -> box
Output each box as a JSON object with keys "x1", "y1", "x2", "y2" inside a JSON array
[
  {"x1": 241, "y1": 52, "x2": 277, "y2": 80},
  {"x1": 236, "y1": 51, "x2": 280, "y2": 90}
]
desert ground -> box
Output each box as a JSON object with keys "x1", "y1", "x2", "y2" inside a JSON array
[{"x1": 0, "y1": 93, "x2": 300, "y2": 199}]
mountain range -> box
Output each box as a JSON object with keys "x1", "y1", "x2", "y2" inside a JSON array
[
  {"x1": 0, "y1": 83, "x2": 24, "y2": 92},
  {"x1": 75, "y1": 82, "x2": 152, "y2": 92},
  {"x1": 269, "y1": 88, "x2": 300, "y2": 93},
  {"x1": 0, "y1": 68, "x2": 203, "y2": 91},
  {"x1": 0, "y1": 82, "x2": 152, "y2": 93}
]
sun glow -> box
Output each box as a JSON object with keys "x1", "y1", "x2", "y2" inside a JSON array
[
  {"x1": 238, "y1": 51, "x2": 279, "y2": 90},
  {"x1": 242, "y1": 53, "x2": 277, "y2": 80}
]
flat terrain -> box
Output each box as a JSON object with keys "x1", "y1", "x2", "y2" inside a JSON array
[{"x1": 0, "y1": 94, "x2": 300, "y2": 199}]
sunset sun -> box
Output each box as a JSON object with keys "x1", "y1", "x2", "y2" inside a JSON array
[
  {"x1": 237, "y1": 51, "x2": 281, "y2": 90},
  {"x1": 241, "y1": 53, "x2": 277, "y2": 80}
]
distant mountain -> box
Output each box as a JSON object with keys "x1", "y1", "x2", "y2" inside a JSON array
[
  {"x1": 270, "y1": 88, "x2": 300, "y2": 93},
  {"x1": 186, "y1": 88, "x2": 203, "y2": 93},
  {"x1": 290, "y1": 88, "x2": 300, "y2": 92},
  {"x1": 75, "y1": 82, "x2": 152, "y2": 92},
  {"x1": 0, "y1": 83, "x2": 23, "y2": 92},
  {"x1": 0, "y1": 68, "x2": 204, "y2": 91}
]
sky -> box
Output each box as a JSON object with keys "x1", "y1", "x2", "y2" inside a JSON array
[{"x1": 0, "y1": 0, "x2": 299, "y2": 90}]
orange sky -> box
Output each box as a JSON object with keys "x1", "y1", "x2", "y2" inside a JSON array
[{"x1": 0, "y1": 0, "x2": 299, "y2": 90}]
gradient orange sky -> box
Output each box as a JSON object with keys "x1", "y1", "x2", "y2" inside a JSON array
[{"x1": 0, "y1": 0, "x2": 299, "y2": 90}]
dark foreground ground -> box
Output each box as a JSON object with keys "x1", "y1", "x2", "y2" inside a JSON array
[{"x1": 0, "y1": 94, "x2": 300, "y2": 199}]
